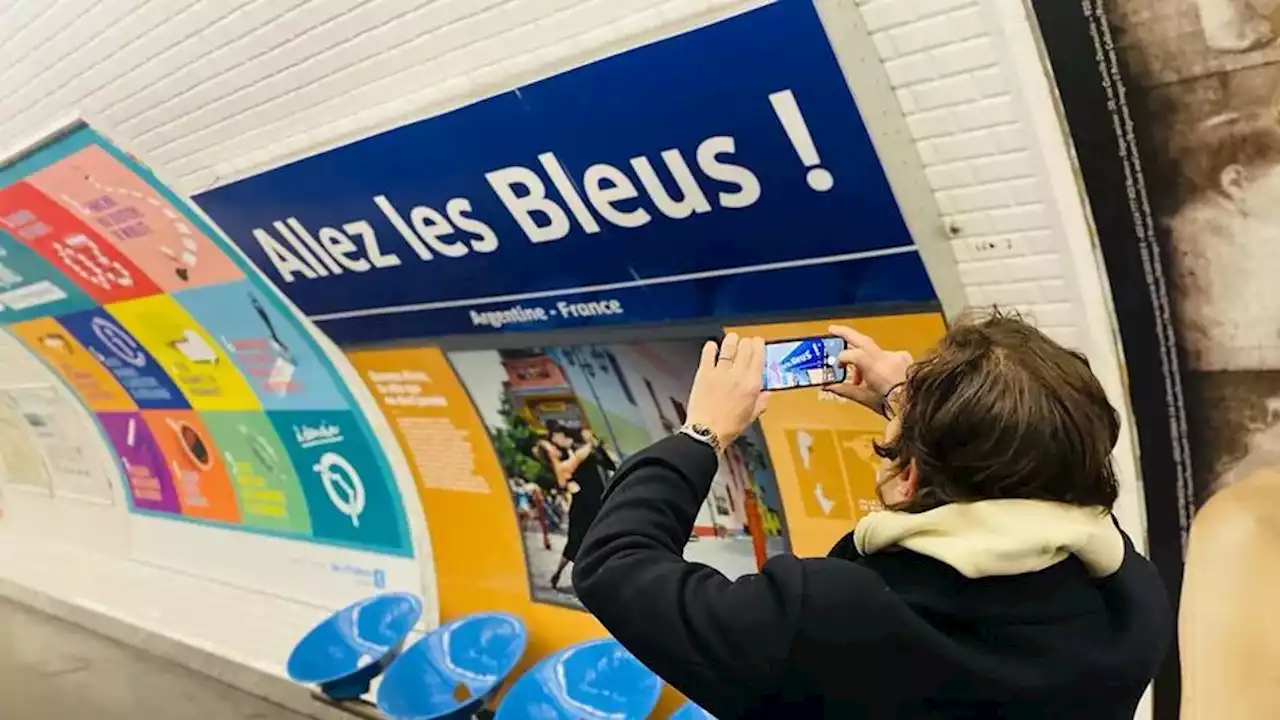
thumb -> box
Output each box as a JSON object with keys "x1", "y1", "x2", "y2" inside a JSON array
[
  {"x1": 823, "y1": 382, "x2": 878, "y2": 407},
  {"x1": 752, "y1": 392, "x2": 770, "y2": 421}
]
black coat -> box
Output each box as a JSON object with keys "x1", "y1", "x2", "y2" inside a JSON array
[{"x1": 573, "y1": 435, "x2": 1171, "y2": 719}]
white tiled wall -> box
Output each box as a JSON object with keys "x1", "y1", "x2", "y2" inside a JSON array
[
  {"x1": 0, "y1": 0, "x2": 1146, "y2": 713},
  {"x1": 0, "y1": 0, "x2": 765, "y2": 192},
  {"x1": 857, "y1": 0, "x2": 1085, "y2": 347}
]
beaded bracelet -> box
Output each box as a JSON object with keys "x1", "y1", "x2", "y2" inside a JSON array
[{"x1": 878, "y1": 381, "x2": 906, "y2": 419}]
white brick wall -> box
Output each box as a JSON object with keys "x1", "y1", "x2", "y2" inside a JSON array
[
  {"x1": 855, "y1": 0, "x2": 1089, "y2": 349},
  {"x1": 0, "y1": 0, "x2": 763, "y2": 194}
]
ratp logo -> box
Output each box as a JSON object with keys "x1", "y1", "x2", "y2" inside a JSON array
[{"x1": 314, "y1": 451, "x2": 365, "y2": 528}]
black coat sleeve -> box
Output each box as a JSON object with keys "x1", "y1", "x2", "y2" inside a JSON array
[{"x1": 572, "y1": 435, "x2": 806, "y2": 718}]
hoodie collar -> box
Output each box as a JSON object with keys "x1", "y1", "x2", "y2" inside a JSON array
[{"x1": 853, "y1": 499, "x2": 1124, "y2": 579}]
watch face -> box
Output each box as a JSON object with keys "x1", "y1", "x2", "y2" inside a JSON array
[{"x1": 685, "y1": 424, "x2": 719, "y2": 451}]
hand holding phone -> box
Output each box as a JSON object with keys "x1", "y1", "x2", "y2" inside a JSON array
[
  {"x1": 824, "y1": 324, "x2": 914, "y2": 414},
  {"x1": 761, "y1": 335, "x2": 848, "y2": 391}
]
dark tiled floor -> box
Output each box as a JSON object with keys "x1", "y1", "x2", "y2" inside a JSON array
[{"x1": 0, "y1": 597, "x2": 311, "y2": 720}]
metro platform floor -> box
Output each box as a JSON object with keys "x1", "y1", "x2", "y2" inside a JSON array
[{"x1": 0, "y1": 597, "x2": 311, "y2": 720}]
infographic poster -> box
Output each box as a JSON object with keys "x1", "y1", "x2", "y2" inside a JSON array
[
  {"x1": 0, "y1": 394, "x2": 52, "y2": 493},
  {"x1": 0, "y1": 125, "x2": 411, "y2": 557},
  {"x1": 1, "y1": 385, "x2": 113, "y2": 502},
  {"x1": 448, "y1": 340, "x2": 789, "y2": 611}
]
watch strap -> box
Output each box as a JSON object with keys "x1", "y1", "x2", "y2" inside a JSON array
[{"x1": 678, "y1": 423, "x2": 722, "y2": 454}]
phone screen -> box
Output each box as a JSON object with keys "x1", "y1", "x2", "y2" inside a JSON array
[{"x1": 761, "y1": 336, "x2": 848, "y2": 391}]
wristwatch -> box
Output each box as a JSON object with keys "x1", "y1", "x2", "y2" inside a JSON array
[{"x1": 678, "y1": 423, "x2": 723, "y2": 454}]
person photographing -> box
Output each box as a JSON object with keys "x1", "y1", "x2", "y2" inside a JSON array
[{"x1": 572, "y1": 312, "x2": 1170, "y2": 719}]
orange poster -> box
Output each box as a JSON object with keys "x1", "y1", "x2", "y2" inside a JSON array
[
  {"x1": 346, "y1": 346, "x2": 606, "y2": 684},
  {"x1": 10, "y1": 316, "x2": 135, "y2": 411},
  {"x1": 726, "y1": 312, "x2": 946, "y2": 556}
]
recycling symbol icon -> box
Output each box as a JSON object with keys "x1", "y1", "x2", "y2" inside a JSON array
[{"x1": 314, "y1": 451, "x2": 366, "y2": 528}]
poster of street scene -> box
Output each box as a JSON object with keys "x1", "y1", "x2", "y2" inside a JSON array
[{"x1": 450, "y1": 340, "x2": 789, "y2": 610}]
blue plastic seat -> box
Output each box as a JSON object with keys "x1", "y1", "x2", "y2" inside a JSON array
[
  {"x1": 377, "y1": 612, "x2": 528, "y2": 720},
  {"x1": 495, "y1": 638, "x2": 662, "y2": 719},
  {"x1": 671, "y1": 700, "x2": 717, "y2": 719},
  {"x1": 286, "y1": 592, "x2": 422, "y2": 700}
]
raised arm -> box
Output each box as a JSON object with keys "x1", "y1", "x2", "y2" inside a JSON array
[
  {"x1": 573, "y1": 330, "x2": 934, "y2": 716},
  {"x1": 573, "y1": 335, "x2": 804, "y2": 715},
  {"x1": 572, "y1": 433, "x2": 806, "y2": 717}
]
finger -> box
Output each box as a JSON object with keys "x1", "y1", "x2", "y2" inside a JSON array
[
  {"x1": 829, "y1": 324, "x2": 880, "y2": 352},
  {"x1": 835, "y1": 348, "x2": 865, "y2": 386},
  {"x1": 718, "y1": 332, "x2": 741, "y2": 366},
  {"x1": 823, "y1": 382, "x2": 878, "y2": 407},
  {"x1": 836, "y1": 347, "x2": 870, "y2": 371},
  {"x1": 698, "y1": 340, "x2": 717, "y2": 375},
  {"x1": 737, "y1": 336, "x2": 764, "y2": 379},
  {"x1": 752, "y1": 392, "x2": 769, "y2": 421}
]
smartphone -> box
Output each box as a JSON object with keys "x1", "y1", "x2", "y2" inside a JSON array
[{"x1": 761, "y1": 335, "x2": 848, "y2": 391}]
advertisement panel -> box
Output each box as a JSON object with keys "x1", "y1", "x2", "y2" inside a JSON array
[
  {"x1": 0, "y1": 125, "x2": 412, "y2": 557},
  {"x1": 193, "y1": 0, "x2": 935, "y2": 345},
  {"x1": 1, "y1": 386, "x2": 113, "y2": 503},
  {"x1": 1029, "y1": 1, "x2": 1280, "y2": 715},
  {"x1": 449, "y1": 339, "x2": 789, "y2": 610},
  {"x1": 0, "y1": 394, "x2": 52, "y2": 494}
]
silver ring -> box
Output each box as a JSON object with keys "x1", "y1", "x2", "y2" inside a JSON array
[{"x1": 718, "y1": 353, "x2": 736, "y2": 362}]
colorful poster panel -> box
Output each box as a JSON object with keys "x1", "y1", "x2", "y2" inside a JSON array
[
  {"x1": 106, "y1": 295, "x2": 260, "y2": 411},
  {"x1": 141, "y1": 410, "x2": 240, "y2": 523},
  {"x1": 57, "y1": 308, "x2": 187, "y2": 409},
  {"x1": 726, "y1": 313, "x2": 946, "y2": 557},
  {"x1": 175, "y1": 280, "x2": 346, "y2": 410},
  {"x1": 0, "y1": 125, "x2": 415, "y2": 558},
  {"x1": 269, "y1": 410, "x2": 405, "y2": 551},
  {"x1": 97, "y1": 411, "x2": 181, "y2": 514},
  {"x1": 9, "y1": 317, "x2": 135, "y2": 411},
  {"x1": 0, "y1": 181, "x2": 160, "y2": 304},
  {"x1": 25, "y1": 144, "x2": 243, "y2": 292},
  {"x1": 448, "y1": 340, "x2": 789, "y2": 611},
  {"x1": 200, "y1": 411, "x2": 311, "y2": 535},
  {"x1": 0, "y1": 231, "x2": 94, "y2": 323}
]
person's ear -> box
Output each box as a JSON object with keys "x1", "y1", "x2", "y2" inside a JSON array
[
  {"x1": 1221, "y1": 163, "x2": 1250, "y2": 204},
  {"x1": 903, "y1": 459, "x2": 920, "y2": 500}
]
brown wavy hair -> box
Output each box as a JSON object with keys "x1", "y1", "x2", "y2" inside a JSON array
[{"x1": 875, "y1": 309, "x2": 1120, "y2": 512}]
